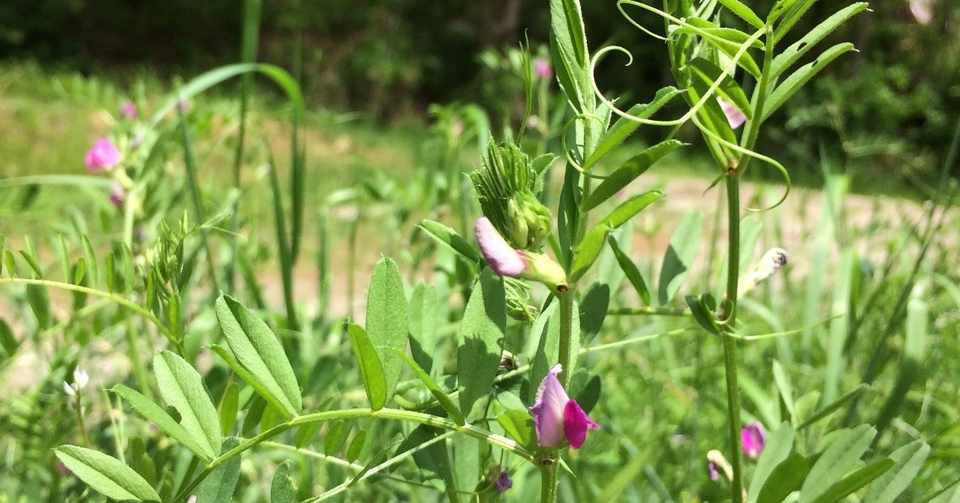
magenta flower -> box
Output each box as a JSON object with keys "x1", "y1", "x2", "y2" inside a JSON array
[
  {"x1": 475, "y1": 217, "x2": 526, "y2": 277},
  {"x1": 910, "y1": 0, "x2": 934, "y2": 25},
  {"x1": 120, "y1": 100, "x2": 138, "y2": 120},
  {"x1": 529, "y1": 364, "x2": 599, "y2": 449},
  {"x1": 109, "y1": 182, "x2": 126, "y2": 208},
  {"x1": 741, "y1": 422, "x2": 766, "y2": 459},
  {"x1": 534, "y1": 58, "x2": 553, "y2": 80},
  {"x1": 84, "y1": 138, "x2": 121, "y2": 172},
  {"x1": 719, "y1": 99, "x2": 747, "y2": 130}
]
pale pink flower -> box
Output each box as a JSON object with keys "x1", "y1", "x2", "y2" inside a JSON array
[
  {"x1": 534, "y1": 58, "x2": 553, "y2": 80},
  {"x1": 719, "y1": 99, "x2": 747, "y2": 129},
  {"x1": 120, "y1": 100, "x2": 138, "y2": 120},
  {"x1": 910, "y1": 0, "x2": 934, "y2": 25},
  {"x1": 475, "y1": 217, "x2": 525, "y2": 277}
]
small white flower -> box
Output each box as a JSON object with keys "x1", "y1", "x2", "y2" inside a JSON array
[
  {"x1": 63, "y1": 381, "x2": 77, "y2": 397},
  {"x1": 73, "y1": 368, "x2": 90, "y2": 390},
  {"x1": 186, "y1": 496, "x2": 198, "y2": 503}
]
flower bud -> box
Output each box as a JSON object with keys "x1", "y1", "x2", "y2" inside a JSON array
[
  {"x1": 517, "y1": 251, "x2": 568, "y2": 294},
  {"x1": 84, "y1": 138, "x2": 121, "y2": 172}
]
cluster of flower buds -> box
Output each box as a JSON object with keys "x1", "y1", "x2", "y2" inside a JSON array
[{"x1": 471, "y1": 142, "x2": 568, "y2": 293}]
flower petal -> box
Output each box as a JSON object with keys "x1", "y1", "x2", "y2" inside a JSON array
[
  {"x1": 718, "y1": 99, "x2": 747, "y2": 130},
  {"x1": 529, "y1": 364, "x2": 569, "y2": 448},
  {"x1": 475, "y1": 217, "x2": 525, "y2": 277},
  {"x1": 741, "y1": 422, "x2": 766, "y2": 459},
  {"x1": 563, "y1": 399, "x2": 599, "y2": 449}
]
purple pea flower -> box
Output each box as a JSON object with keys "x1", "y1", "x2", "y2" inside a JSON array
[
  {"x1": 741, "y1": 422, "x2": 766, "y2": 459},
  {"x1": 120, "y1": 100, "x2": 138, "y2": 120},
  {"x1": 529, "y1": 364, "x2": 599, "y2": 449},
  {"x1": 534, "y1": 58, "x2": 553, "y2": 80},
  {"x1": 475, "y1": 217, "x2": 526, "y2": 277},
  {"x1": 718, "y1": 98, "x2": 747, "y2": 130},
  {"x1": 109, "y1": 182, "x2": 126, "y2": 208},
  {"x1": 84, "y1": 138, "x2": 121, "y2": 172},
  {"x1": 910, "y1": 0, "x2": 934, "y2": 25},
  {"x1": 707, "y1": 460, "x2": 721, "y2": 481},
  {"x1": 495, "y1": 469, "x2": 513, "y2": 493}
]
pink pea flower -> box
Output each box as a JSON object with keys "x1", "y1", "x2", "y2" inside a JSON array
[
  {"x1": 109, "y1": 182, "x2": 126, "y2": 208},
  {"x1": 529, "y1": 364, "x2": 600, "y2": 449},
  {"x1": 741, "y1": 422, "x2": 766, "y2": 459},
  {"x1": 475, "y1": 217, "x2": 526, "y2": 277},
  {"x1": 910, "y1": 0, "x2": 934, "y2": 25},
  {"x1": 534, "y1": 58, "x2": 553, "y2": 80},
  {"x1": 120, "y1": 100, "x2": 138, "y2": 120},
  {"x1": 84, "y1": 138, "x2": 121, "y2": 172},
  {"x1": 719, "y1": 99, "x2": 747, "y2": 130}
]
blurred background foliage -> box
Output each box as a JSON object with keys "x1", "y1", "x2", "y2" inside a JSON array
[{"x1": 1, "y1": 0, "x2": 958, "y2": 190}]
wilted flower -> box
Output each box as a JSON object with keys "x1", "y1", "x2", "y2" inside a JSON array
[
  {"x1": 529, "y1": 364, "x2": 599, "y2": 449},
  {"x1": 910, "y1": 0, "x2": 934, "y2": 25},
  {"x1": 84, "y1": 138, "x2": 121, "y2": 172},
  {"x1": 63, "y1": 367, "x2": 89, "y2": 397},
  {"x1": 741, "y1": 422, "x2": 766, "y2": 459},
  {"x1": 718, "y1": 98, "x2": 747, "y2": 130},
  {"x1": 534, "y1": 58, "x2": 552, "y2": 80},
  {"x1": 739, "y1": 247, "x2": 788, "y2": 296},
  {"x1": 706, "y1": 449, "x2": 734, "y2": 482},
  {"x1": 110, "y1": 182, "x2": 126, "y2": 208},
  {"x1": 120, "y1": 100, "x2": 138, "y2": 120}
]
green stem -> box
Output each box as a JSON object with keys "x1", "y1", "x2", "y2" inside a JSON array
[
  {"x1": 73, "y1": 396, "x2": 91, "y2": 447},
  {"x1": 722, "y1": 174, "x2": 744, "y2": 503},
  {"x1": 178, "y1": 104, "x2": 221, "y2": 294},
  {"x1": 124, "y1": 319, "x2": 154, "y2": 400},
  {"x1": 557, "y1": 290, "x2": 576, "y2": 388},
  {"x1": 540, "y1": 463, "x2": 559, "y2": 503},
  {"x1": 174, "y1": 407, "x2": 533, "y2": 502},
  {"x1": 606, "y1": 306, "x2": 689, "y2": 316},
  {"x1": 0, "y1": 278, "x2": 174, "y2": 344}
]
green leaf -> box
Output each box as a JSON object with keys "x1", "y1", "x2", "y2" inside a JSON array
[
  {"x1": 218, "y1": 380, "x2": 240, "y2": 436},
  {"x1": 346, "y1": 323, "x2": 387, "y2": 410},
  {"x1": 419, "y1": 220, "x2": 482, "y2": 264},
  {"x1": 864, "y1": 440, "x2": 930, "y2": 503},
  {"x1": 113, "y1": 384, "x2": 214, "y2": 460},
  {"x1": 457, "y1": 269, "x2": 506, "y2": 417},
  {"x1": 583, "y1": 87, "x2": 683, "y2": 170},
  {"x1": 688, "y1": 57, "x2": 752, "y2": 118},
  {"x1": 717, "y1": 0, "x2": 765, "y2": 28},
  {"x1": 773, "y1": 0, "x2": 819, "y2": 44},
  {"x1": 799, "y1": 424, "x2": 876, "y2": 501},
  {"x1": 26, "y1": 284, "x2": 51, "y2": 331},
  {"x1": 498, "y1": 409, "x2": 536, "y2": 448},
  {"x1": 270, "y1": 461, "x2": 296, "y2": 503},
  {"x1": 685, "y1": 294, "x2": 720, "y2": 334},
  {"x1": 797, "y1": 384, "x2": 866, "y2": 430},
  {"x1": 772, "y1": 360, "x2": 796, "y2": 421},
  {"x1": 408, "y1": 283, "x2": 440, "y2": 370},
  {"x1": 682, "y1": 18, "x2": 762, "y2": 78},
  {"x1": 0, "y1": 318, "x2": 18, "y2": 356},
  {"x1": 196, "y1": 437, "x2": 242, "y2": 503},
  {"x1": 608, "y1": 235, "x2": 651, "y2": 305},
  {"x1": 762, "y1": 43, "x2": 857, "y2": 122},
  {"x1": 550, "y1": 0, "x2": 591, "y2": 113},
  {"x1": 54, "y1": 445, "x2": 160, "y2": 502},
  {"x1": 365, "y1": 257, "x2": 409, "y2": 404},
  {"x1": 757, "y1": 452, "x2": 812, "y2": 503},
  {"x1": 770, "y1": 3, "x2": 869, "y2": 79},
  {"x1": 153, "y1": 351, "x2": 222, "y2": 458},
  {"x1": 658, "y1": 212, "x2": 704, "y2": 304},
  {"x1": 572, "y1": 190, "x2": 664, "y2": 281},
  {"x1": 397, "y1": 350, "x2": 465, "y2": 425},
  {"x1": 215, "y1": 295, "x2": 302, "y2": 417},
  {"x1": 749, "y1": 422, "x2": 796, "y2": 503},
  {"x1": 808, "y1": 459, "x2": 895, "y2": 503},
  {"x1": 583, "y1": 142, "x2": 681, "y2": 210}
]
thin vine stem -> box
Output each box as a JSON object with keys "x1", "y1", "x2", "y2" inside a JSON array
[
  {"x1": 0, "y1": 277, "x2": 174, "y2": 343},
  {"x1": 173, "y1": 407, "x2": 534, "y2": 502}
]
